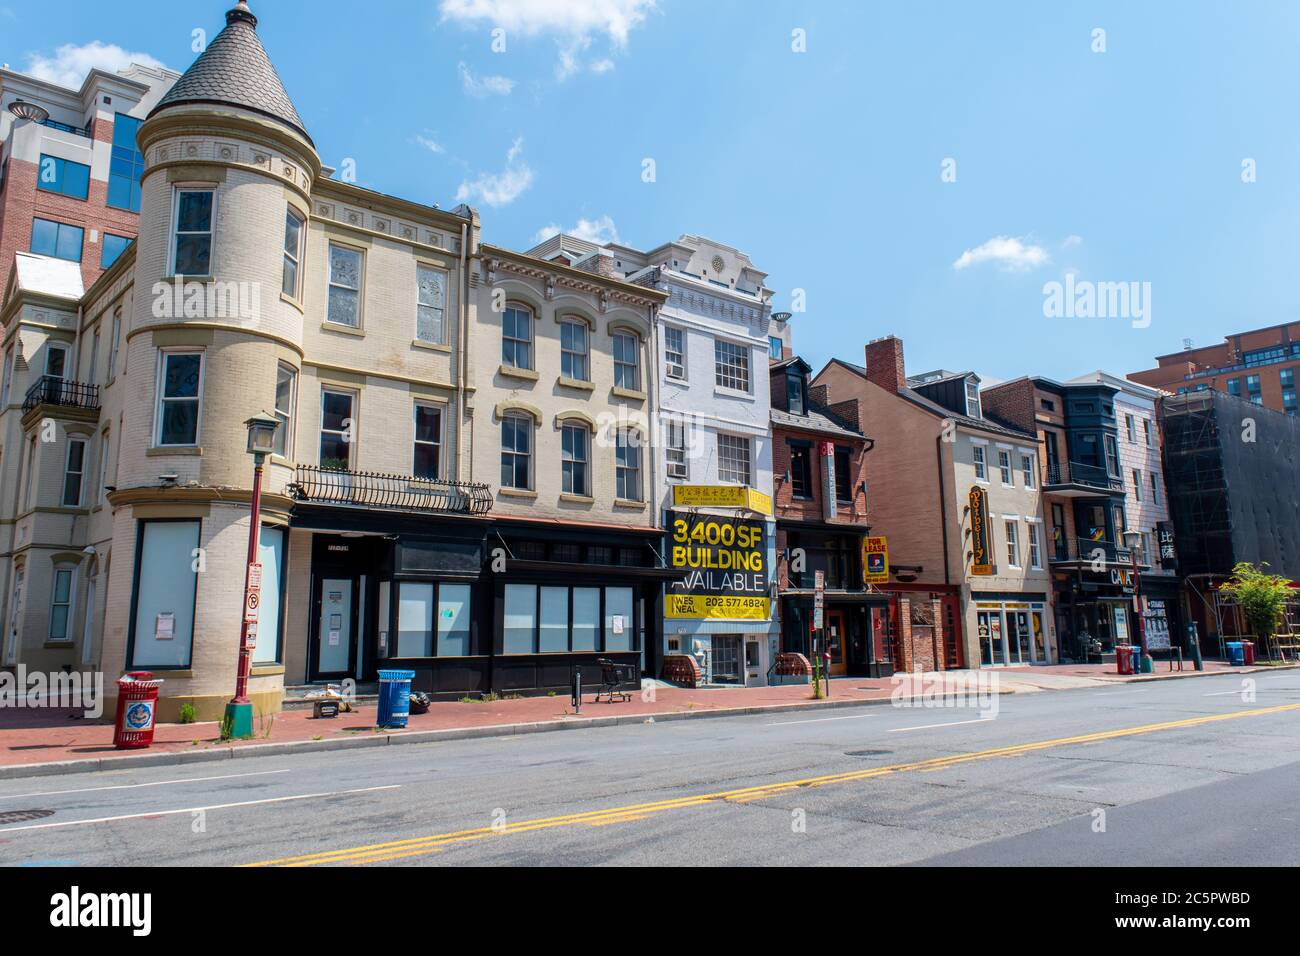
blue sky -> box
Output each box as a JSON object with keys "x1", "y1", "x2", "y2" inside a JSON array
[{"x1": 6, "y1": 0, "x2": 1300, "y2": 382}]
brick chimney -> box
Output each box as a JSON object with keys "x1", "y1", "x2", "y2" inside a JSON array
[{"x1": 864, "y1": 335, "x2": 906, "y2": 393}]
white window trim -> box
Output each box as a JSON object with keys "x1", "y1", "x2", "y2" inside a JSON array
[
  {"x1": 47, "y1": 565, "x2": 77, "y2": 645},
  {"x1": 273, "y1": 363, "x2": 298, "y2": 460},
  {"x1": 415, "y1": 263, "x2": 449, "y2": 345},
  {"x1": 612, "y1": 330, "x2": 642, "y2": 392},
  {"x1": 664, "y1": 418, "x2": 689, "y2": 480},
  {"x1": 615, "y1": 428, "x2": 644, "y2": 501},
  {"x1": 167, "y1": 185, "x2": 217, "y2": 277},
  {"x1": 62, "y1": 436, "x2": 87, "y2": 508},
  {"x1": 412, "y1": 399, "x2": 445, "y2": 480},
  {"x1": 283, "y1": 205, "x2": 306, "y2": 300},
  {"x1": 501, "y1": 411, "x2": 534, "y2": 490},
  {"x1": 559, "y1": 317, "x2": 591, "y2": 382},
  {"x1": 713, "y1": 336, "x2": 752, "y2": 394},
  {"x1": 502, "y1": 303, "x2": 534, "y2": 370},
  {"x1": 998, "y1": 449, "x2": 1015, "y2": 487},
  {"x1": 154, "y1": 349, "x2": 205, "y2": 448},
  {"x1": 1004, "y1": 520, "x2": 1021, "y2": 569},
  {"x1": 664, "y1": 325, "x2": 687, "y2": 381},
  {"x1": 45, "y1": 342, "x2": 70, "y2": 379},
  {"x1": 326, "y1": 242, "x2": 366, "y2": 329},
  {"x1": 716, "y1": 432, "x2": 753, "y2": 487},
  {"x1": 319, "y1": 386, "x2": 358, "y2": 469},
  {"x1": 972, "y1": 444, "x2": 989, "y2": 483}
]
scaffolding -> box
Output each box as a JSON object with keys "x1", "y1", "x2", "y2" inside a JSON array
[{"x1": 1159, "y1": 393, "x2": 1233, "y2": 577}]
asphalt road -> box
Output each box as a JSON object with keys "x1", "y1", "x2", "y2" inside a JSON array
[{"x1": 1, "y1": 669, "x2": 1298, "y2": 866}]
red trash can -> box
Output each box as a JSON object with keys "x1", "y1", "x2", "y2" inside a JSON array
[
  {"x1": 1242, "y1": 641, "x2": 1256, "y2": 665},
  {"x1": 112, "y1": 672, "x2": 165, "y2": 750},
  {"x1": 1116, "y1": 645, "x2": 1135, "y2": 675}
]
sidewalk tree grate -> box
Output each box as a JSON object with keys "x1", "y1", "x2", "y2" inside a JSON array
[{"x1": 0, "y1": 809, "x2": 55, "y2": 825}]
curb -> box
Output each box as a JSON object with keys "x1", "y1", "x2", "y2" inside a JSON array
[
  {"x1": 1106, "y1": 662, "x2": 1299, "y2": 684},
  {"x1": 0, "y1": 689, "x2": 976, "y2": 781}
]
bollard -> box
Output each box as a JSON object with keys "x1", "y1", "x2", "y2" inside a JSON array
[{"x1": 571, "y1": 666, "x2": 582, "y2": 714}]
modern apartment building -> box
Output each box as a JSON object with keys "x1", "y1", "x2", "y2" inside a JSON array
[
  {"x1": 815, "y1": 336, "x2": 1053, "y2": 670},
  {"x1": 1129, "y1": 321, "x2": 1300, "y2": 416},
  {"x1": 0, "y1": 57, "x2": 178, "y2": 294},
  {"x1": 526, "y1": 232, "x2": 778, "y2": 685}
]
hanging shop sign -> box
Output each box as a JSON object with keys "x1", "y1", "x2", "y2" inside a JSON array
[
  {"x1": 863, "y1": 536, "x2": 889, "y2": 584},
  {"x1": 1157, "y1": 522, "x2": 1178, "y2": 570},
  {"x1": 666, "y1": 511, "x2": 770, "y2": 620},
  {"x1": 969, "y1": 486, "x2": 995, "y2": 575},
  {"x1": 820, "y1": 441, "x2": 837, "y2": 522},
  {"x1": 672, "y1": 484, "x2": 773, "y2": 516}
]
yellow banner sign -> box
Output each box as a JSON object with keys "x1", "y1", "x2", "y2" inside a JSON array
[
  {"x1": 672, "y1": 484, "x2": 773, "y2": 516},
  {"x1": 665, "y1": 594, "x2": 771, "y2": 620},
  {"x1": 863, "y1": 536, "x2": 889, "y2": 584}
]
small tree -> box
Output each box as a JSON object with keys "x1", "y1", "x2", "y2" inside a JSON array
[{"x1": 1218, "y1": 562, "x2": 1293, "y2": 656}]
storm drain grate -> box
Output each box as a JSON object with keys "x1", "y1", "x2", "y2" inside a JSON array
[
  {"x1": 844, "y1": 749, "x2": 893, "y2": 758},
  {"x1": 0, "y1": 809, "x2": 55, "y2": 825}
]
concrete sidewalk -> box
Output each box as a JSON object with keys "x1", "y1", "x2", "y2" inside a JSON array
[{"x1": 0, "y1": 661, "x2": 1284, "y2": 780}]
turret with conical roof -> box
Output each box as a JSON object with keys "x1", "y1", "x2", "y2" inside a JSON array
[{"x1": 150, "y1": 0, "x2": 312, "y2": 145}]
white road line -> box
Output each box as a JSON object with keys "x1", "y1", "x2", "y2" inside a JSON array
[
  {"x1": 0, "y1": 785, "x2": 400, "y2": 834},
  {"x1": 1204, "y1": 690, "x2": 1249, "y2": 697},
  {"x1": 766, "y1": 713, "x2": 877, "y2": 726},
  {"x1": 888, "y1": 717, "x2": 994, "y2": 733},
  {"x1": 0, "y1": 769, "x2": 292, "y2": 802}
]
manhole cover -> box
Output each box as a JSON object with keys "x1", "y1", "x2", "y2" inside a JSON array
[
  {"x1": 845, "y1": 749, "x2": 893, "y2": 758},
  {"x1": 0, "y1": 809, "x2": 55, "y2": 825}
]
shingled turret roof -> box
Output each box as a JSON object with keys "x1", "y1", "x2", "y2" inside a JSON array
[{"x1": 150, "y1": 1, "x2": 312, "y2": 145}]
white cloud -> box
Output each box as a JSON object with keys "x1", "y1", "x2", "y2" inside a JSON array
[
  {"x1": 25, "y1": 40, "x2": 166, "y2": 89},
  {"x1": 414, "y1": 133, "x2": 445, "y2": 154},
  {"x1": 533, "y1": 215, "x2": 619, "y2": 245},
  {"x1": 952, "y1": 236, "x2": 1050, "y2": 272},
  {"x1": 458, "y1": 61, "x2": 515, "y2": 97},
  {"x1": 440, "y1": 0, "x2": 655, "y2": 46},
  {"x1": 1062, "y1": 234, "x2": 1083, "y2": 248},
  {"x1": 455, "y1": 137, "x2": 534, "y2": 208},
  {"x1": 441, "y1": 0, "x2": 653, "y2": 77}
]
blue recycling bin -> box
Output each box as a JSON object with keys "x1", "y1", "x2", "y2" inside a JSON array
[
  {"x1": 1226, "y1": 642, "x2": 1245, "y2": 667},
  {"x1": 377, "y1": 669, "x2": 415, "y2": 728}
]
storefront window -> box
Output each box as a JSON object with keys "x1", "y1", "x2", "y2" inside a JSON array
[
  {"x1": 504, "y1": 584, "x2": 537, "y2": 653},
  {"x1": 131, "y1": 520, "x2": 200, "y2": 668},
  {"x1": 398, "y1": 582, "x2": 434, "y2": 656},
  {"x1": 605, "y1": 587, "x2": 634, "y2": 651},
  {"x1": 437, "y1": 584, "x2": 471, "y2": 656},
  {"x1": 253, "y1": 527, "x2": 284, "y2": 664},
  {"x1": 573, "y1": 588, "x2": 599, "y2": 650},
  {"x1": 539, "y1": 587, "x2": 569, "y2": 652}
]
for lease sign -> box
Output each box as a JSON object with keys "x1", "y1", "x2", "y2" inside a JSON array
[{"x1": 665, "y1": 511, "x2": 770, "y2": 620}]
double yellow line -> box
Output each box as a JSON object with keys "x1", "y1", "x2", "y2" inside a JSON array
[{"x1": 245, "y1": 700, "x2": 1300, "y2": 866}]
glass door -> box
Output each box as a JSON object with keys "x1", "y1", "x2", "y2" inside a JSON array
[
  {"x1": 712, "y1": 635, "x2": 742, "y2": 683},
  {"x1": 314, "y1": 576, "x2": 356, "y2": 680},
  {"x1": 1010, "y1": 611, "x2": 1031, "y2": 664},
  {"x1": 827, "y1": 610, "x2": 847, "y2": 676},
  {"x1": 1031, "y1": 611, "x2": 1047, "y2": 663},
  {"x1": 978, "y1": 610, "x2": 1006, "y2": 666}
]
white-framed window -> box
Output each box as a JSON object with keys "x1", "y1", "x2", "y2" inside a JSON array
[
  {"x1": 319, "y1": 387, "x2": 355, "y2": 469},
  {"x1": 561, "y1": 422, "x2": 590, "y2": 496},
  {"x1": 169, "y1": 187, "x2": 215, "y2": 276},
  {"x1": 1021, "y1": 453, "x2": 1036, "y2": 488},
  {"x1": 500, "y1": 412, "x2": 532, "y2": 489},
  {"x1": 1104, "y1": 435, "x2": 1120, "y2": 476},
  {"x1": 768, "y1": 335, "x2": 783, "y2": 360},
  {"x1": 1132, "y1": 468, "x2": 1143, "y2": 501},
  {"x1": 282, "y1": 206, "x2": 305, "y2": 298},
  {"x1": 665, "y1": 419, "x2": 688, "y2": 479},
  {"x1": 155, "y1": 351, "x2": 203, "y2": 447},
  {"x1": 560, "y1": 318, "x2": 589, "y2": 381},
  {"x1": 973, "y1": 444, "x2": 987, "y2": 480},
  {"x1": 616, "y1": 429, "x2": 642, "y2": 501},
  {"x1": 613, "y1": 331, "x2": 640, "y2": 390},
  {"x1": 48, "y1": 566, "x2": 76, "y2": 644},
  {"x1": 714, "y1": 338, "x2": 750, "y2": 392},
  {"x1": 1125, "y1": 414, "x2": 1136, "y2": 443},
  {"x1": 108, "y1": 308, "x2": 122, "y2": 379},
  {"x1": 1151, "y1": 473, "x2": 1160, "y2": 505},
  {"x1": 966, "y1": 380, "x2": 981, "y2": 417},
  {"x1": 998, "y1": 449, "x2": 1013, "y2": 485},
  {"x1": 327, "y1": 243, "x2": 364, "y2": 327},
  {"x1": 664, "y1": 326, "x2": 685, "y2": 379},
  {"x1": 273, "y1": 363, "x2": 297, "y2": 458},
  {"x1": 45, "y1": 342, "x2": 69, "y2": 380},
  {"x1": 501, "y1": 304, "x2": 533, "y2": 369},
  {"x1": 717, "y1": 433, "x2": 751, "y2": 486},
  {"x1": 1027, "y1": 523, "x2": 1042, "y2": 569},
  {"x1": 62, "y1": 438, "x2": 87, "y2": 507},
  {"x1": 416, "y1": 264, "x2": 447, "y2": 344},
  {"x1": 1142, "y1": 418, "x2": 1151, "y2": 446},
  {"x1": 1005, "y1": 520, "x2": 1020, "y2": 568},
  {"x1": 413, "y1": 401, "x2": 442, "y2": 479}
]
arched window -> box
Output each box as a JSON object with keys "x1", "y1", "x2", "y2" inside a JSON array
[
  {"x1": 615, "y1": 429, "x2": 642, "y2": 501},
  {"x1": 559, "y1": 318, "x2": 589, "y2": 381},
  {"x1": 502, "y1": 304, "x2": 533, "y2": 370},
  {"x1": 561, "y1": 422, "x2": 590, "y2": 496},
  {"x1": 501, "y1": 411, "x2": 533, "y2": 489}
]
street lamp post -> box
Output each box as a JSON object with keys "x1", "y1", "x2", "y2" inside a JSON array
[
  {"x1": 223, "y1": 412, "x2": 280, "y2": 739},
  {"x1": 1123, "y1": 530, "x2": 1147, "y2": 662}
]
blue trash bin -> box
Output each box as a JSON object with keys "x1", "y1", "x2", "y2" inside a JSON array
[
  {"x1": 377, "y1": 669, "x2": 415, "y2": 728},
  {"x1": 1226, "y1": 642, "x2": 1245, "y2": 666}
]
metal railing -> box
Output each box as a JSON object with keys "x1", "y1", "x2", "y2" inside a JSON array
[
  {"x1": 39, "y1": 117, "x2": 92, "y2": 138},
  {"x1": 1044, "y1": 459, "x2": 1124, "y2": 492},
  {"x1": 1050, "y1": 536, "x2": 1134, "y2": 565},
  {"x1": 22, "y1": 376, "x2": 100, "y2": 413},
  {"x1": 290, "y1": 464, "x2": 492, "y2": 515}
]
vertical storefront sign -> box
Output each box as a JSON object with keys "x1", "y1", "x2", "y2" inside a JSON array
[
  {"x1": 820, "y1": 441, "x2": 837, "y2": 522},
  {"x1": 863, "y1": 536, "x2": 889, "y2": 584},
  {"x1": 969, "y1": 486, "x2": 994, "y2": 575}
]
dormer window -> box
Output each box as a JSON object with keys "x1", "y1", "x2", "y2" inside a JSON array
[
  {"x1": 965, "y1": 379, "x2": 981, "y2": 418},
  {"x1": 787, "y1": 370, "x2": 806, "y2": 416}
]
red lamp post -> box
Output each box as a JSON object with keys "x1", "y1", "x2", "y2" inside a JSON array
[
  {"x1": 1123, "y1": 530, "x2": 1147, "y2": 660},
  {"x1": 223, "y1": 412, "x2": 280, "y2": 739}
]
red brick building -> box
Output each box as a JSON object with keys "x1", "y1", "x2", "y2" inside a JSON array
[
  {"x1": 769, "y1": 356, "x2": 890, "y2": 676},
  {"x1": 1129, "y1": 321, "x2": 1300, "y2": 415}
]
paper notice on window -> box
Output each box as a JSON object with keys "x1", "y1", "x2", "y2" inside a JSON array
[
  {"x1": 328, "y1": 629, "x2": 341, "y2": 646},
  {"x1": 612, "y1": 615, "x2": 625, "y2": 635},
  {"x1": 155, "y1": 612, "x2": 175, "y2": 641}
]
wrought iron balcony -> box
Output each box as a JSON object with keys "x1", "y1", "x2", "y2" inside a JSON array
[
  {"x1": 290, "y1": 465, "x2": 492, "y2": 516},
  {"x1": 1050, "y1": 536, "x2": 1135, "y2": 566},
  {"x1": 22, "y1": 376, "x2": 100, "y2": 413},
  {"x1": 1043, "y1": 460, "x2": 1124, "y2": 494}
]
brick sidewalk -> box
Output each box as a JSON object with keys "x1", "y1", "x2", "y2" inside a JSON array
[{"x1": 0, "y1": 661, "x2": 1273, "y2": 771}]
